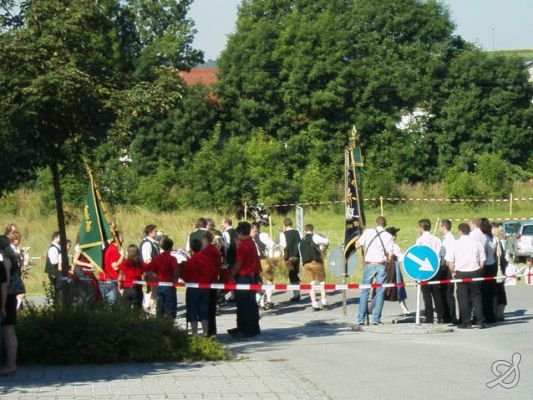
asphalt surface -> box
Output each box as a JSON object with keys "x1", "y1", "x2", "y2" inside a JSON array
[{"x1": 1, "y1": 284, "x2": 532, "y2": 399}]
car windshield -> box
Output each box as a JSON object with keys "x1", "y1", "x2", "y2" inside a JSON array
[
  {"x1": 522, "y1": 225, "x2": 533, "y2": 235},
  {"x1": 504, "y1": 223, "x2": 517, "y2": 233}
]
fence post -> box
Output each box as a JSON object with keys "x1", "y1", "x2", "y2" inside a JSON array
[
  {"x1": 509, "y1": 193, "x2": 513, "y2": 217},
  {"x1": 244, "y1": 202, "x2": 248, "y2": 220},
  {"x1": 380, "y1": 196, "x2": 384, "y2": 216}
]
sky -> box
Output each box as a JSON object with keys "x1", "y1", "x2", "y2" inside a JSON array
[{"x1": 189, "y1": 0, "x2": 533, "y2": 61}]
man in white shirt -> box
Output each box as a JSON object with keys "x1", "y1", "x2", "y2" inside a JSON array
[
  {"x1": 45, "y1": 232, "x2": 62, "y2": 297},
  {"x1": 416, "y1": 219, "x2": 444, "y2": 324},
  {"x1": 299, "y1": 224, "x2": 330, "y2": 311},
  {"x1": 355, "y1": 216, "x2": 393, "y2": 325},
  {"x1": 140, "y1": 224, "x2": 160, "y2": 313},
  {"x1": 439, "y1": 219, "x2": 458, "y2": 324},
  {"x1": 446, "y1": 223, "x2": 487, "y2": 329}
]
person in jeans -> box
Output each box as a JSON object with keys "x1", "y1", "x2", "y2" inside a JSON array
[
  {"x1": 228, "y1": 222, "x2": 261, "y2": 338},
  {"x1": 147, "y1": 238, "x2": 180, "y2": 319},
  {"x1": 99, "y1": 231, "x2": 124, "y2": 305},
  {"x1": 355, "y1": 216, "x2": 393, "y2": 326},
  {"x1": 446, "y1": 223, "x2": 487, "y2": 329}
]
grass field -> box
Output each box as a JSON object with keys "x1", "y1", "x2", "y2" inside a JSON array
[
  {"x1": 487, "y1": 49, "x2": 533, "y2": 60},
  {"x1": 1, "y1": 184, "x2": 532, "y2": 295}
]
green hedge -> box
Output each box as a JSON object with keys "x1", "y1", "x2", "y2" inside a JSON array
[{"x1": 16, "y1": 304, "x2": 225, "y2": 364}]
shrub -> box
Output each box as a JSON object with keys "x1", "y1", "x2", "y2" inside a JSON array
[
  {"x1": 444, "y1": 167, "x2": 486, "y2": 200},
  {"x1": 17, "y1": 302, "x2": 225, "y2": 364}
]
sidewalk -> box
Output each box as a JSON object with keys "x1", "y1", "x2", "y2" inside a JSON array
[{"x1": 2, "y1": 286, "x2": 532, "y2": 399}]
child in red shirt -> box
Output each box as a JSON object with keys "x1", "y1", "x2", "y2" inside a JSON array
[
  {"x1": 201, "y1": 231, "x2": 223, "y2": 336},
  {"x1": 146, "y1": 238, "x2": 179, "y2": 319},
  {"x1": 182, "y1": 239, "x2": 212, "y2": 336},
  {"x1": 118, "y1": 245, "x2": 148, "y2": 310}
]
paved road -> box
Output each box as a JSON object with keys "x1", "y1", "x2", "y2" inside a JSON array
[{"x1": 1, "y1": 285, "x2": 532, "y2": 399}]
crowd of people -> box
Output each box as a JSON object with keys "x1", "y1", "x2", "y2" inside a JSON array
[
  {"x1": 1, "y1": 215, "x2": 531, "y2": 375},
  {"x1": 39, "y1": 217, "x2": 331, "y2": 338},
  {"x1": 355, "y1": 216, "x2": 529, "y2": 329}
]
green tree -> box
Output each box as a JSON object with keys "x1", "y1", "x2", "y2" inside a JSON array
[
  {"x1": 0, "y1": 0, "x2": 202, "y2": 267},
  {"x1": 216, "y1": 0, "x2": 532, "y2": 206}
]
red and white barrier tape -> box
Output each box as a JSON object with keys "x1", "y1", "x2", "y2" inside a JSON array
[
  {"x1": 264, "y1": 197, "x2": 533, "y2": 208},
  {"x1": 64, "y1": 273, "x2": 533, "y2": 290}
]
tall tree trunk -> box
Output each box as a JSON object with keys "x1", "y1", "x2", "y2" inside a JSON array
[{"x1": 50, "y1": 159, "x2": 69, "y2": 278}]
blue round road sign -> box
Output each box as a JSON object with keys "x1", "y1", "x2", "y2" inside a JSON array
[{"x1": 402, "y1": 245, "x2": 439, "y2": 281}]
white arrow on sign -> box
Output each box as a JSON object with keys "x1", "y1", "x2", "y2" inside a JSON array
[{"x1": 406, "y1": 252, "x2": 434, "y2": 272}]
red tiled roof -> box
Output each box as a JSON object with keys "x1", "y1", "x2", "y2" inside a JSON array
[{"x1": 179, "y1": 68, "x2": 218, "y2": 86}]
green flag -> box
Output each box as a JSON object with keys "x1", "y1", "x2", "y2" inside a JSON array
[{"x1": 78, "y1": 173, "x2": 113, "y2": 271}]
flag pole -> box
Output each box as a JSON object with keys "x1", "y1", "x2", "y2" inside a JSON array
[{"x1": 342, "y1": 149, "x2": 349, "y2": 315}]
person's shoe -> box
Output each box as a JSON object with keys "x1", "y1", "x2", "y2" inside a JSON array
[
  {"x1": 457, "y1": 323, "x2": 472, "y2": 329},
  {"x1": 478, "y1": 323, "x2": 488, "y2": 329},
  {"x1": 312, "y1": 306, "x2": 321, "y2": 312},
  {"x1": 266, "y1": 302, "x2": 275, "y2": 309},
  {"x1": 227, "y1": 328, "x2": 239, "y2": 335},
  {"x1": 372, "y1": 322, "x2": 383, "y2": 326},
  {"x1": 321, "y1": 303, "x2": 331, "y2": 310},
  {"x1": 289, "y1": 296, "x2": 301, "y2": 302}
]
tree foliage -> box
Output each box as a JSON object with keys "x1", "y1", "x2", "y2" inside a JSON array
[{"x1": 1, "y1": 0, "x2": 532, "y2": 213}]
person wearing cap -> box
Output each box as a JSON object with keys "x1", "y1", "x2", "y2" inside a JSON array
[
  {"x1": 355, "y1": 216, "x2": 394, "y2": 326},
  {"x1": 382, "y1": 227, "x2": 410, "y2": 315}
]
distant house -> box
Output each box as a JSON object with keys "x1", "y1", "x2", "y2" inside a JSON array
[
  {"x1": 179, "y1": 68, "x2": 218, "y2": 86},
  {"x1": 526, "y1": 60, "x2": 533, "y2": 82}
]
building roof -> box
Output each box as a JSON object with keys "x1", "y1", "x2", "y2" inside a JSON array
[{"x1": 179, "y1": 68, "x2": 218, "y2": 86}]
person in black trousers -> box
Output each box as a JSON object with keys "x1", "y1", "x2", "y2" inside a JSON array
[{"x1": 446, "y1": 223, "x2": 487, "y2": 329}]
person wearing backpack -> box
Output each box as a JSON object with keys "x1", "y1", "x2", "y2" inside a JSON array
[{"x1": 355, "y1": 216, "x2": 394, "y2": 327}]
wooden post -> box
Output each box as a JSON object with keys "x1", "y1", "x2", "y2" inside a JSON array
[
  {"x1": 433, "y1": 218, "x2": 440, "y2": 235},
  {"x1": 244, "y1": 202, "x2": 248, "y2": 220},
  {"x1": 269, "y1": 215, "x2": 273, "y2": 239},
  {"x1": 380, "y1": 196, "x2": 384, "y2": 217},
  {"x1": 509, "y1": 193, "x2": 513, "y2": 217}
]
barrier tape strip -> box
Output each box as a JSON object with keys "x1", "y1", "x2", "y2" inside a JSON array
[
  {"x1": 264, "y1": 197, "x2": 533, "y2": 208},
  {"x1": 446, "y1": 217, "x2": 533, "y2": 222},
  {"x1": 63, "y1": 273, "x2": 533, "y2": 290}
]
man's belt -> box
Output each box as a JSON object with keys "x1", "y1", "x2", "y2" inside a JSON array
[{"x1": 364, "y1": 261, "x2": 387, "y2": 266}]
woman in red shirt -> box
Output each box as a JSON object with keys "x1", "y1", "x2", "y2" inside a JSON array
[{"x1": 118, "y1": 245, "x2": 147, "y2": 310}]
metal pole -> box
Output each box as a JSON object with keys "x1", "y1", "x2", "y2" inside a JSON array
[
  {"x1": 269, "y1": 215, "x2": 273, "y2": 239},
  {"x1": 415, "y1": 282, "x2": 421, "y2": 325}
]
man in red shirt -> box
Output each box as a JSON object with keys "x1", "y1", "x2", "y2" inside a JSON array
[
  {"x1": 228, "y1": 222, "x2": 261, "y2": 338},
  {"x1": 146, "y1": 238, "x2": 180, "y2": 319},
  {"x1": 201, "y1": 231, "x2": 222, "y2": 336},
  {"x1": 182, "y1": 239, "x2": 212, "y2": 336},
  {"x1": 100, "y1": 231, "x2": 124, "y2": 305}
]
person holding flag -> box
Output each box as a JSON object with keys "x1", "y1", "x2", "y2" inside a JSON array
[
  {"x1": 99, "y1": 231, "x2": 124, "y2": 305},
  {"x1": 77, "y1": 169, "x2": 116, "y2": 300}
]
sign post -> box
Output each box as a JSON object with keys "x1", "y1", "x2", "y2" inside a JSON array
[
  {"x1": 402, "y1": 245, "x2": 439, "y2": 325},
  {"x1": 295, "y1": 205, "x2": 304, "y2": 236}
]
